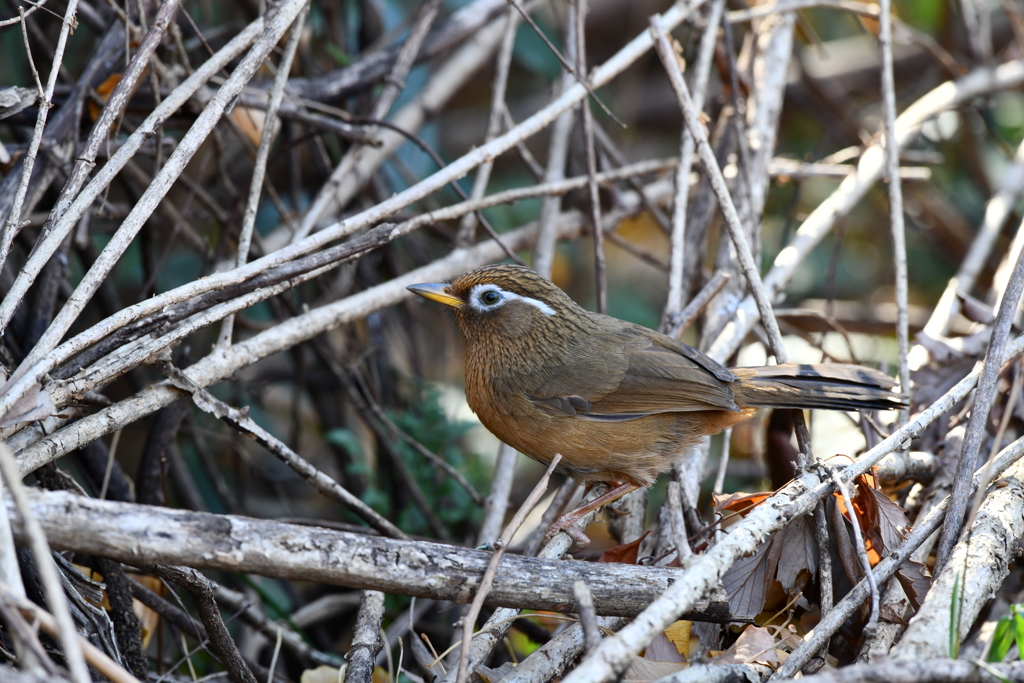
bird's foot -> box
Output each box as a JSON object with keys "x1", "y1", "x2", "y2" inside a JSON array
[{"x1": 544, "y1": 514, "x2": 592, "y2": 549}]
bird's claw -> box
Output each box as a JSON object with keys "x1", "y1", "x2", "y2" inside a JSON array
[{"x1": 544, "y1": 514, "x2": 591, "y2": 549}]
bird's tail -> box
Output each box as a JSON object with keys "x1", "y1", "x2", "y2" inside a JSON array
[{"x1": 731, "y1": 363, "x2": 906, "y2": 412}]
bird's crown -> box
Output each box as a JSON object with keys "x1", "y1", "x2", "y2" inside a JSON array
[{"x1": 445, "y1": 264, "x2": 575, "y2": 317}]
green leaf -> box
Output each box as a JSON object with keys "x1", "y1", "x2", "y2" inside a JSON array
[
  {"x1": 324, "y1": 43, "x2": 351, "y2": 66},
  {"x1": 1013, "y1": 610, "x2": 1024, "y2": 661},
  {"x1": 976, "y1": 659, "x2": 1013, "y2": 683},
  {"x1": 325, "y1": 428, "x2": 363, "y2": 457},
  {"x1": 989, "y1": 616, "x2": 1014, "y2": 662}
]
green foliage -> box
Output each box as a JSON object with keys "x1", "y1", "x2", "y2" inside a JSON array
[
  {"x1": 512, "y1": 18, "x2": 563, "y2": 79},
  {"x1": 324, "y1": 43, "x2": 352, "y2": 66},
  {"x1": 387, "y1": 387, "x2": 486, "y2": 534},
  {"x1": 988, "y1": 605, "x2": 1024, "y2": 662},
  {"x1": 327, "y1": 386, "x2": 487, "y2": 536}
]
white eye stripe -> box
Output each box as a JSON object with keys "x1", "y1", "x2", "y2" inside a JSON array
[{"x1": 468, "y1": 283, "x2": 556, "y2": 316}]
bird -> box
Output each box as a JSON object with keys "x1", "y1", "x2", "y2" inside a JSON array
[{"x1": 408, "y1": 264, "x2": 906, "y2": 548}]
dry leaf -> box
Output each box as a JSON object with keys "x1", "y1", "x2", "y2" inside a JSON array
[
  {"x1": 829, "y1": 496, "x2": 863, "y2": 586},
  {"x1": 623, "y1": 657, "x2": 688, "y2": 681},
  {"x1": 301, "y1": 665, "x2": 343, "y2": 683},
  {"x1": 722, "y1": 515, "x2": 816, "y2": 617},
  {"x1": 895, "y1": 559, "x2": 932, "y2": 614},
  {"x1": 132, "y1": 574, "x2": 166, "y2": 650},
  {"x1": 663, "y1": 620, "x2": 692, "y2": 658},
  {"x1": 230, "y1": 106, "x2": 271, "y2": 147},
  {"x1": 713, "y1": 491, "x2": 772, "y2": 514},
  {"x1": 773, "y1": 516, "x2": 817, "y2": 593},
  {"x1": 87, "y1": 73, "x2": 122, "y2": 120},
  {"x1": 598, "y1": 530, "x2": 650, "y2": 564},
  {"x1": 712, "y1": 626, "x2": 781, "y2": 666},
  {"x1": 862, "y1": 486, "x2": 910, "y2": 554},
  {"x1": 644, "y1": 632, "x2": 686, "y2": 663},
  {"x1": 722, "y1": 539, "x2": 776, "y2": 618}
]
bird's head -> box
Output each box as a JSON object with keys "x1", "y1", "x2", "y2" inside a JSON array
[{"x1": 407, "y1": 264, "x2": 585, "y2": 348}]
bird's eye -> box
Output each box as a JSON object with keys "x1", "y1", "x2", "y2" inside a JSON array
[{"x1": 480, "y1": 290, "x2": 501, "y2": 306}]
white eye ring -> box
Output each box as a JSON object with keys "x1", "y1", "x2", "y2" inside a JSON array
[
  {"x1": 479, "y1": 288, "x2": 502, "y2": 306},
  {"x1": 466, "y1": 284, "x2": 556, "y2": 316}
]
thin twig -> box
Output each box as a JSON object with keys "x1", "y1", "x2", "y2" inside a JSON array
[
  {"x1": 0, "y1": 443, "x2": 90, "y2": 683},
  {"x1": 156, "y1": 359, "x2": 408, "y2": 540},
  {"x1": 455, "y1": 7, "x2": 520, "y2": 246},
  {"x1": 345, "y1": 591, "x2": 386, "y2": 683},
  {"x1": 0, "y1": 0, "x2": 51, "y2": 28},
  {"x1": 712, "y1": 428, "x2": 732, "y2": 496},
  {"x1": 0, "y1": 0, "x2": 81, "y2": 277},
  {"x1": 476, "y1": 443, "x2": 518, "y2": 545},
  {"x1": 667, "y1": 481, "x2": 692, "y2": 562},
  {"x1": 665, "y1": 271, "x2": 731, "y2": 340},
  {"x1": 649, "y1": 17, "x2": 789, "y2": 366},
  {"x1": 218, "y1": 2, "x2": 309, "y2": 347},
  {"x1": 774, "y1": 433, "x2": 1024, "y2": 678},
  {"x1": 572, "y1": 580, "x2": 602, "y2": 653},
  {"x1": 455, "y1": 455, "x2": 562, "y2": 683},
  {"x1": 347, "y1": 364, "x2": 485, "y2": 507},
  {"x1": 878, "y1": 0, "x2": 911, "y2": 427},
  {"x1": 661, "y1": 0, "x2": 725, "y2": 332},
  {"x1": 532, "y1": 2, "x2": 577, "y2": 279},
  {"x1": 936, "y1": 239, "x2": 1024, "y2": 571},
  {"x1": 829, "y1": 469, "x2": 879, "y2": 636},
  {"x1": 152, "y1": 565, "x2": 258, "y2": 683},
  {"x1": 506, "y1": 0, "x2": 625, "y2": 127},
  {"x1": 576, "y1": 0, "x2": 606, "y2": 314},
  {"x1": 0, "y1": 579, "x2": 138, "y2": 683}
]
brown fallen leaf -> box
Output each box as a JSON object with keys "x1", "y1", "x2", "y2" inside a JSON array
[
  {"x1": 644, "y1": 632, "x2": 686, "y2": 663},
  {"x1": 712, "y1": 625, "x2": 781, "y2": 666},
  {"x1": 598, "y1": 530, "x2": 650, "y2": 564},
  {"x1": 894, "y1": 558, "x2": 932, "y2": 614},
  {"x1": 623, "y1": 657, "x2": 688, "y2": 681},
  {"x1": 721, "y1": 515, "x2": 816, "y2": 618}
]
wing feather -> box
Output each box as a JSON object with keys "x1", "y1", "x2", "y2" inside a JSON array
[{"x1": 528, "y1": 336, "x2": 738, "y2": 420}]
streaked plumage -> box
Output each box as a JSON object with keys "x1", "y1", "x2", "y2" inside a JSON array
[{"x1": 409, "y1": 264, "x2": 905, "y2": 488}]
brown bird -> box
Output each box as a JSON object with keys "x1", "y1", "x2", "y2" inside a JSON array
[{"x1": 408, "y1": 264, "x2": 905, "y2": 547}]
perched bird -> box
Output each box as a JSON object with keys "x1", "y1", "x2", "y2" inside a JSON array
[{"x1": 408, "y1": 264, "x2": 906, "y2": 547}]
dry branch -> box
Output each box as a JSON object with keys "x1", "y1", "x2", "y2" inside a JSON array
[
  {"x1": 7, "y1": 489, "x2": 741, "y2": 619},
  {"x1": 896, "y1": 455, "x2": 1024, "y2": 658},
  {"x1": 707, "y1": 59, "x2": 1024, "y2": 362}
]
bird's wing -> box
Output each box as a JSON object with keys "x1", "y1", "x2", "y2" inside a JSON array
[{"x1": 529, "y1": 336, "x2": 739, "y2": 420}]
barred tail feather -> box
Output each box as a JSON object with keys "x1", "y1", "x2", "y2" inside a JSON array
[{"x1": 731, "y1": 363, "x2": 906, "y2": 412}]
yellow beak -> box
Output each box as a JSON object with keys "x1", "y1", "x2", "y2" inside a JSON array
[{"x1": 407, "y1": 283, "x2": 463, "y2": 309}]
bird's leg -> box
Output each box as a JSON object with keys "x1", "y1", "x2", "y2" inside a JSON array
[{"x1": 544, "y1": 482, "x2": 641, "y2": 549}]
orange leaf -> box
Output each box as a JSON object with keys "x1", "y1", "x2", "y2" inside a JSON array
[
  {"x1": 598, "y1": 530, "x2": 650, "y2": 564},
  {"x1": 87, "y1": 73, "x2": 122, "y2": 120},
  {"x1": 713, "y1": 491, "x2": 772, "y2": 514}
]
